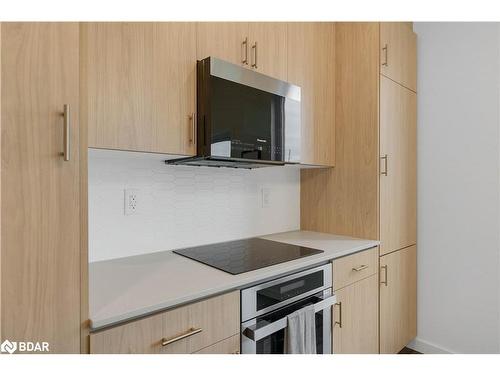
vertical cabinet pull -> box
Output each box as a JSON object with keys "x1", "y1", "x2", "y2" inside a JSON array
[
  {"x1": 242, "y1": 37, "x2": 249, "y2": 65},
  {"x1": 62, "y1": 104, "x2": 70, "y2": 161},
  {"x1": 382, "y1": 43, "x2": 388, "y2": 66},
  {"x1": 380, "y1": 154, "x2": 388, "y2": 176},
  {"x1": 251, "y1": 41, "x2": 258, "y2": 68},
  {"x1": 381, "y1": 265, "x2": 388, "y2": 286},
  {"x1": 188, "y1": 113, "x2": 196, "y2": 144},
  {"x1": 334, "y1": 302, "x2": 342, "y2": 328}
]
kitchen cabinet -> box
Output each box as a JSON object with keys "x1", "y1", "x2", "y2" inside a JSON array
[
  {"x1": 89, "y1": 291, "x2": 240, "y2": 354},
  {"x1": 333, "y1": 247, "x2": 378, "y2": 290},
  {"x1": 379, "y1": 245, "x2": 417, "y2": 354},
  {"x1": 82, "y1": 22, "x2": 197, "y2": 155},
  {"x1": 197, "y1": 22, "x2": 287, "y2": 81},
  {"x1": 195, "y1": 334, "x2": 240, "y2": 354},
  {"x1": 1, "y1": 22, "x2": 81, "y2": 353},
  {"x1": 380, "y1": 76, "x2": 417, "y2": 256},
  {"x1": 288, "y1": 22, "x2": 336, "y2": 167},
  {"x1": 301, "y1": 22, "x2": 417, "y2": 353},
  {"x1": 380, "y1": 22, "x2": 417, "y2": 92},
  {"x1": 333, "y1": 274, "x2": 379, "y2": 354}
]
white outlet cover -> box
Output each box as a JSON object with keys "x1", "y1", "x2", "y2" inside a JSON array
[
  {"x1": 124, "y1": 189, "x2": 139, "y2": 215},
  {"x1": 261, "y1": 187, "x2": 271, "y2": 208}
]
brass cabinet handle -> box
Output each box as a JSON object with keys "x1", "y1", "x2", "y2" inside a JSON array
[
  {"x1": 188, "y1": 113, "x2": 196, "y2": 144},
  {"x1": 242, "y1": 37, "x2": 249, "y2": 65},
  {"x1": 251, "y1": 41, "x2": 258, "y2": 68},
  {"x1": 381, "y1": 265, "x2": 388, "y2": 286},
  {"x1": 352, "y1": 264, "x2": 368, "y2": 272},
  {"x1": 382, "y1": 43, "x2": 388, "y2": 66},
  {"x1": 62, "y1": 104, "x2": 70, "y2": 161},
  {"x1": 162, "y1": 327, "x2": 203, "y2": 346},
  {"x1": 334, "y1": 302, "x2": 342, "y2": 328},
  {"x1": 380, "y1": 154, "x2": 388, "y2": 176}
]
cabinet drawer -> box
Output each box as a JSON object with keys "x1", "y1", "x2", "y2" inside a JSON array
[
  {"x1": 332, "y1": 248, "x2": 378, "y2": 290},
  {"x1": 194, "y1": 334, "x2": 240, "y2": 354},
  {"x1": 90, "y1": 291, "x2": 240, "y2": 354}
]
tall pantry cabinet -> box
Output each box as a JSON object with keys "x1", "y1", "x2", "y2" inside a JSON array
[
  {"x1": 301, "y1": 22, "x2": 417, "y2": 353},
  {"x1": 0, "y1": 23, "x2": 81, "y2": 353}
]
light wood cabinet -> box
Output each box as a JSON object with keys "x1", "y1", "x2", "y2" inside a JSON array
[
  {"x1": 380, "y1": 22, "x2": 417, "y2": 92},
  {"x1": 288, "y1": 23, "x2": 336, "y2": 167},
  {"x1": 1, "y1": 22, "x2": 81, "y2": 353},
  {"x1": 82, "y1": 22, "x2": 197, "y2": 155},
  {"x1": 196, "y1": 22, "x2": 249, "y2": 65},
  {"x1": 90, "y1": 291, "x2": 240, "y2": 354},
  {"x1": 194, "y1": 334, "x2": 240, "y2": 354},
  {"x1": 379, "y1": 76, "x2": 417, "y2": 256},
  {"x1": 333, "y1": 274, "x2": 379, "y2": 354},
  {"x1": 333, "y1": 247, "x2": 378, "y2": 290},
  {"x1": 379, "y1": 245, "x2": 417, "y2": 354},
  {"x1": 248, "y1": 23, "x2": 287, "y2": 80}
]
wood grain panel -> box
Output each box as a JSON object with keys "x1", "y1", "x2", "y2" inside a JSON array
[
  {"x1": 90, "y1": 314, "x2": 163, "y2": 354},
  {"x1": 196, "y1": 22, "x2": 249, "y2": 65},
  {"x1": 194, "y1": 334, "x2": 240, "y2": 354},
  {"x1": 248, "y1": 22, "x2": 287, "y2": 80},
  {"x1": 90, "y1": 291, "x2": 239, "y2": 354},
  {"x1": 379, "y1": 76, "x2": 417, "y2": 256},
  {"x1": 333, "y1": 274, "x2": 379, "y2": 353},
  {"x1": 84, "y1": 22, "x2": 196, "y2": 155},
  {"x1": 379, "y1": 245, "x2": 417, "y2": 354},
  {"x1": 333, "y1": 248, "x2": 378, "y2": 291},
  {"x1": 1, "y1": 22, "x2": 80, "y2": 353},
  {"x1": 287, "y1": 22, "x2": 335, "y2": 166},
  {"x1": 380, "y1": 22, "x2": 417, "y2": 92},
  {"x1": 301, "y1": 22, "x2": 379, "y2": 238}
]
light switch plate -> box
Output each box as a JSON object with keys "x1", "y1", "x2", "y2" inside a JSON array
[{"x1": 261, "y1": 187, "x2": 271, "y2": 208}]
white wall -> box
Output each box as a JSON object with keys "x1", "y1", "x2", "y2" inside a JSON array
[
  {"x1": 88, "y1": 149, "x2": 300, "y2": 262},
  {"x1": 412, "y1": 22, "x2": 500, "y2": 353}
]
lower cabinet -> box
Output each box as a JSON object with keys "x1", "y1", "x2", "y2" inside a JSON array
[
  {"x1": 332, "y1": 249, "x2": 379, "y2": 354},
  {"x1": 89, "y1": 291, "x2": 240, "y2": 354},
  {"x1": 379, "y1": 245, "x2": 417, "y2": 354}
]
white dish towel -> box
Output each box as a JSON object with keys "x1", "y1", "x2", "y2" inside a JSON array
[{"x1": 286, "y1": 304, "x2": 317, "y2": 354}]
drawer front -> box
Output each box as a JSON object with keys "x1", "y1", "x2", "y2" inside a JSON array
[
  {"x1": 90, "y1": 291, "x2": 240, "y2": 354},
  {"x1": 90, "y1": 314, "x2": 163, "y2": 354},
  {"x1": 160, "y1": 291, "x2": 240, "y2": 354},
  {"x1": 194, "y1": 334, "x2": 240, "y2": 354},
  {"x1": 332, "y1": 247, "x2": 378, "y2": 291}
]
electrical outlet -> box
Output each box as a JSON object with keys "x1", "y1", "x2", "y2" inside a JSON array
[
  {"x1": 124, "y1": 189, "x2": 139, "y2": 215},
  {"x1": 261, "y1": 187, "x2": 271, "y2": 208}
]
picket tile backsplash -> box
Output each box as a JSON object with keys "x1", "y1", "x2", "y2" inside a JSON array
[{"x1": 88, "y1": 149, "x2": 300, "y2": 262}]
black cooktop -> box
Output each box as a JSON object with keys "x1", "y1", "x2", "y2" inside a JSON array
[{"x1": 173, "y1": 238, "x2": 323, "y2": 275}]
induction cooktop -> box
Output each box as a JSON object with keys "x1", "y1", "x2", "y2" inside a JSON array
[{"x1": 173, "y1": 238, "x2": 323, "y2": 275}]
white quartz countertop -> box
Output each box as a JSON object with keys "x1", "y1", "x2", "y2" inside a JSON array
[{"x1": 89, "y1": 230, "x2": 379, "y2": 330}]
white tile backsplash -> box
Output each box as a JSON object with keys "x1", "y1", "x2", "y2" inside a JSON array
[{"x1": 88, "y1": 149, "x2": 300, "y2": 262}]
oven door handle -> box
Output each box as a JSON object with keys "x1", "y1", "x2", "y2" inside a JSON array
[{"x1": 242, "y1": 294, "x2": 337, "y2": 342}]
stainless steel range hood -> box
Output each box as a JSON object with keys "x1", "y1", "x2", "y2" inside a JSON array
[{"x1": 166, "y1": 57, "x2": 301, "y2": 169}]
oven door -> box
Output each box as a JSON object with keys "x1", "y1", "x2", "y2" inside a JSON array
[{"x1": 241, "y1": 289, "x2": 335, "y2": 354}]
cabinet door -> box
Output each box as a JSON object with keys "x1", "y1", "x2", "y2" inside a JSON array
[
  {"x1": 196, "y1": 22, "x2": 249, "y2": 66},
  {"x1": 1, "y1": 23, "x2": 80, "y2": 353},
  {"x1": 248, "y1": 22, "x2": 287, "y2": 80},
  {"x1": 379, "y1": 75, "x2": 417, "y2": 256},
  {"x1": 379, "y1": 245, "x2": 417, "y2": 354},
  {"x1": 333, "y1": 274, "x2": 379, "y2": 354},
  {"x1": 83, "y1": 23, "x2": 196, "y2": 155},
  {"x1": 287, "y1": 23, "x2": 335, "y2": 166},
  {"x1": 194, "y1": 334, "x2": 240, "y2": 354},
  {"x1": 380, "y1": 22, "x2": 417, "y2": 92}
]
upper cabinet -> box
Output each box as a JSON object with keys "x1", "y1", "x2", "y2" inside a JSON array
[
  {"x1": 288, "y1": 23, "x2": 336, "y2": 167},
  {"x1": 197, "y1": 22, "x2": 287, "y2": 80},
  {"x1": 380, "y1": 22, "x2": 417, "y2": 92},
  {"x1": 247, "y1": 23, "x2": 287, "y2": 80},
  {"x1": 82, "y1": 23, "x2": 197, "y2": 155}
]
